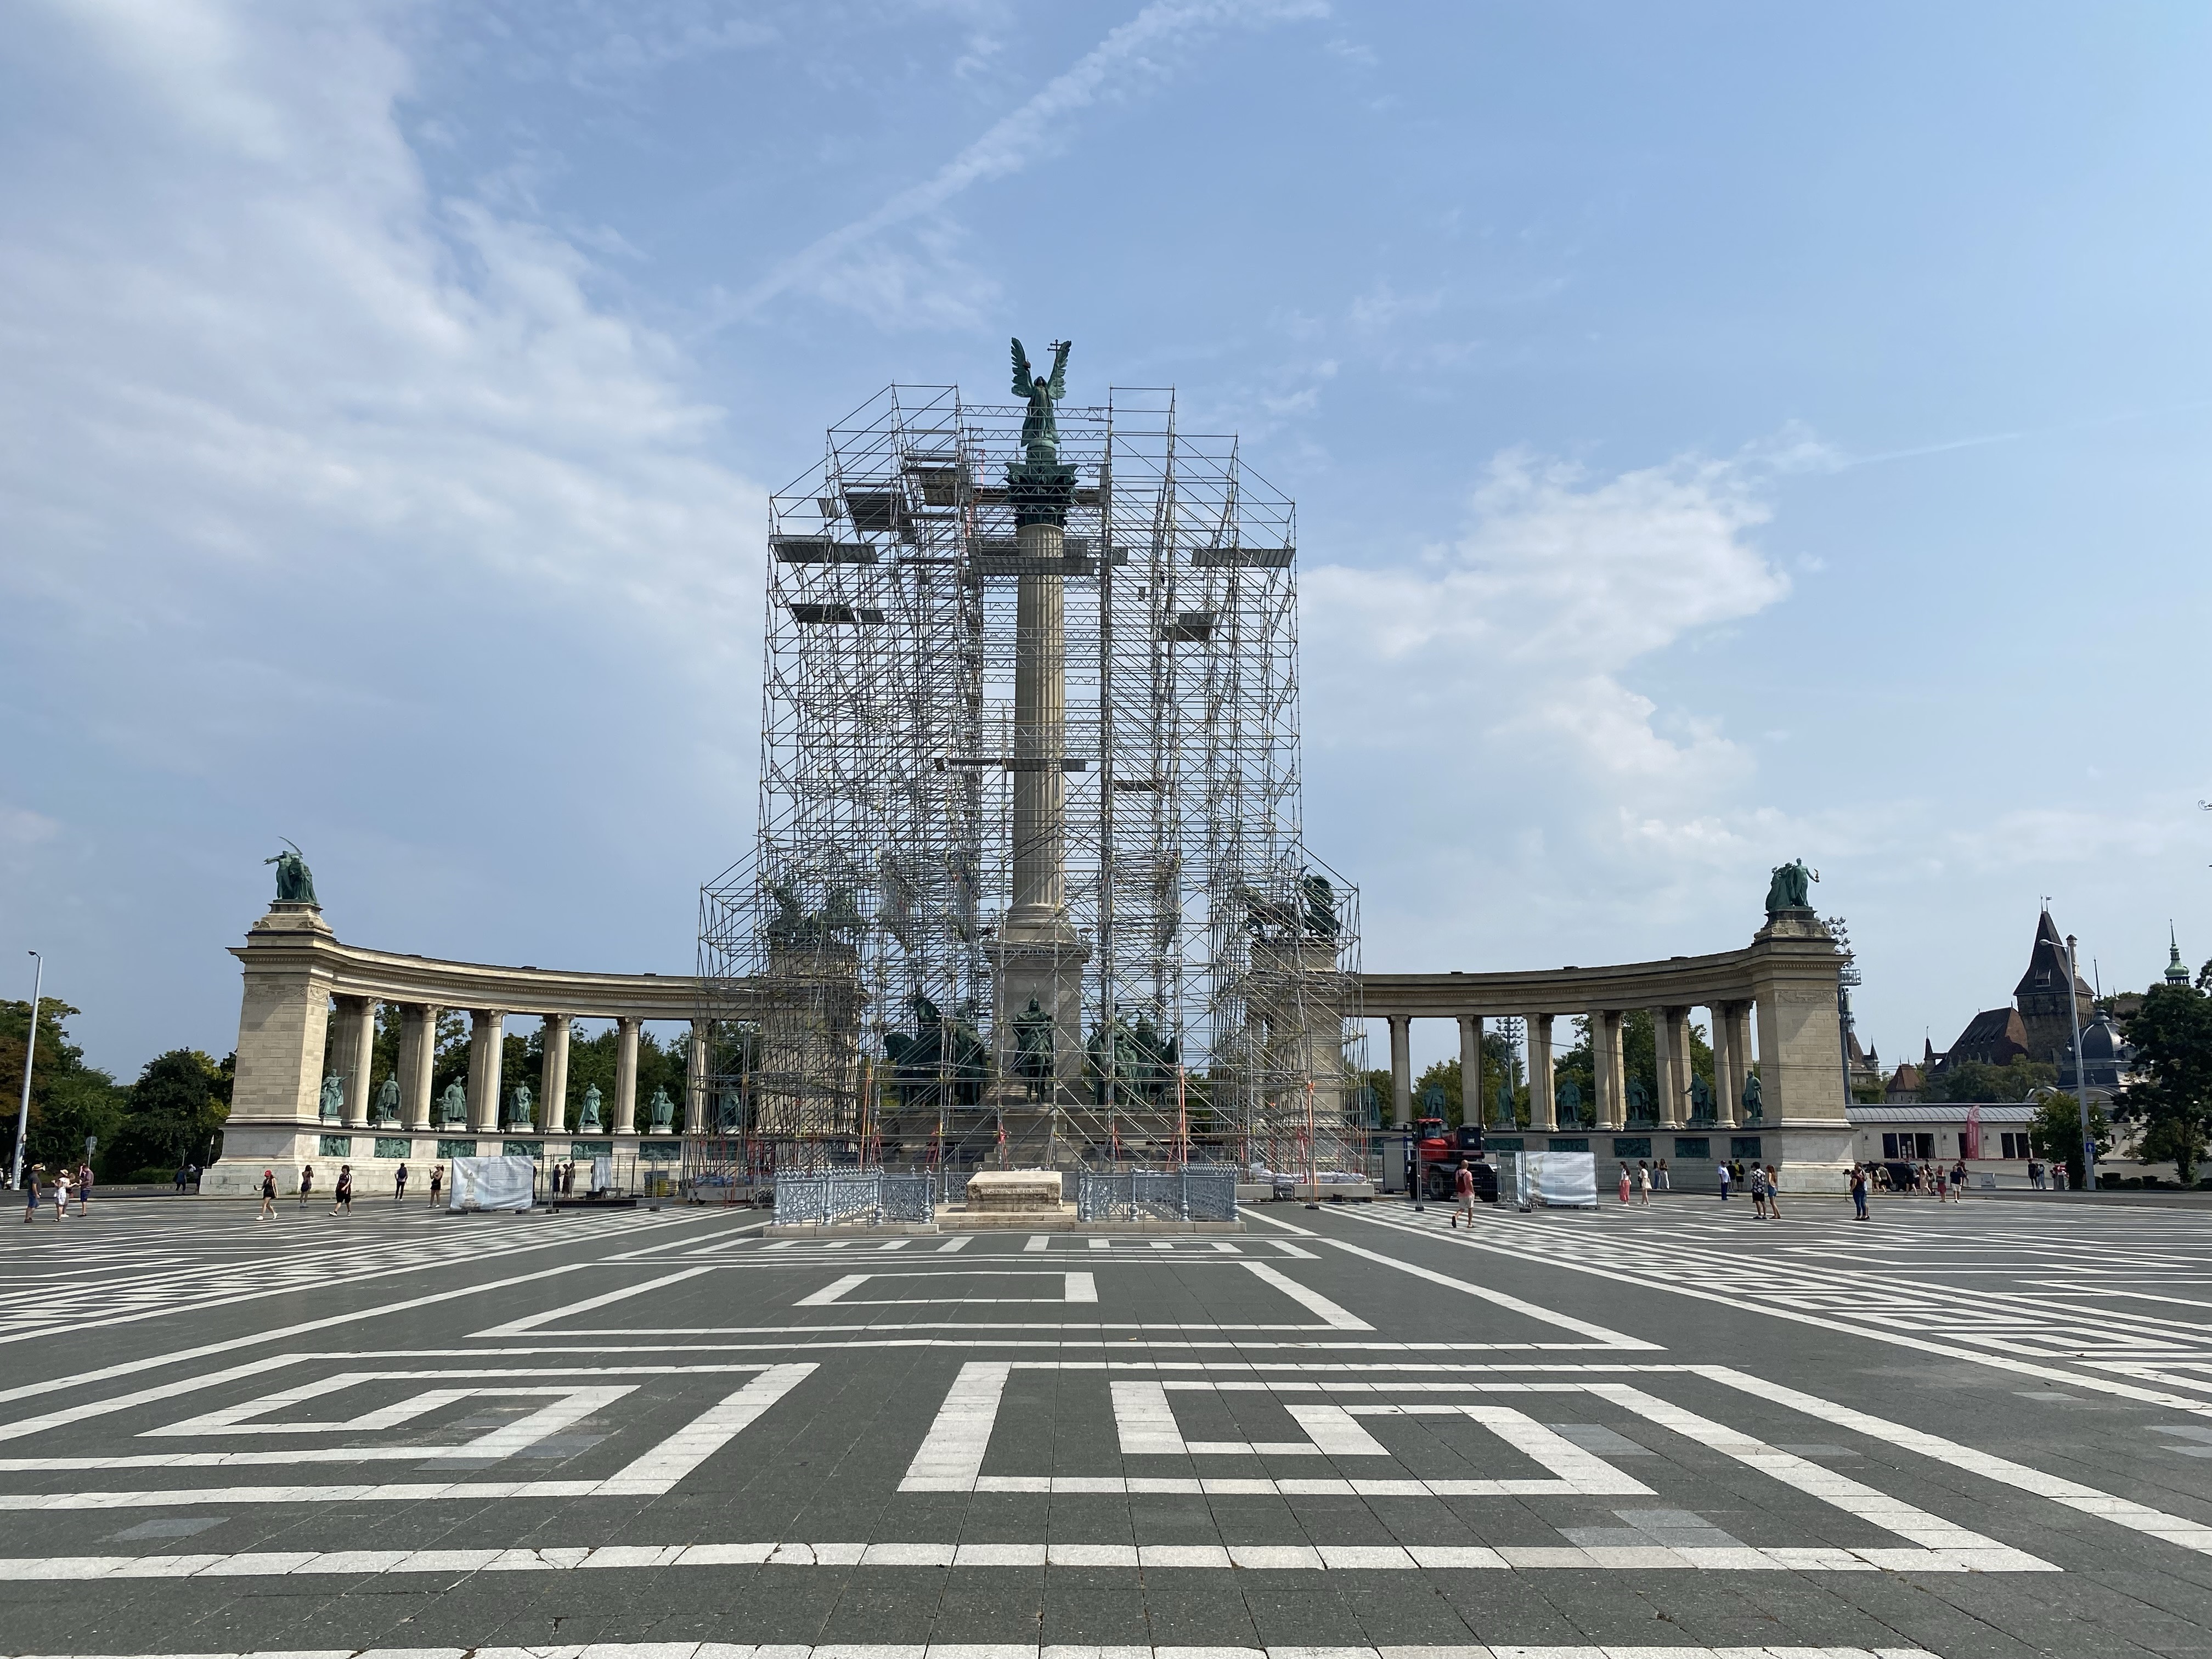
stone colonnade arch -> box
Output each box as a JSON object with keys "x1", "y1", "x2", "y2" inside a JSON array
[
  {"x1": 1359, "y1": 910, "x2": 1850, "y2": 1193},
  {"x1": 204, "y1": 900, "x2": 745, "y2": 1197}
]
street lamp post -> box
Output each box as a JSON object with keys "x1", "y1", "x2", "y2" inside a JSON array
[
  {"x1": 2064, "y1": 932, "x2": 2096, "y2": 1191},
  {"x1": 12, "y1": 951, "x2": 41, "y2": 1189}
]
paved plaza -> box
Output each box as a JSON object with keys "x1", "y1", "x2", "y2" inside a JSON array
[{"x1": 3, "y1": 1192, "x2": 2212, "y2": 1659}]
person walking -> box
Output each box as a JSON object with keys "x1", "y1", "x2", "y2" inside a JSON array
[
  {"x1": 1451, "y1": 1159, "x2": 1476, "y2": 1229},
  {"x1": 1654, "y1": 1157, "x2": 1671, "y2": 1193},
  {"x1": 1951, "y1": 1158, "x2": 1968, "y2": 1199},
  {"x1": 1849, "y1": 1163, "x2": 1869, "y2": 1222},
  {"x1": 394, "y1": 1163, "x2": 409, "y2": 1203},
  {"x1": 1764, "y1": 1164, "x2": 1785, "y2": 1220},
  {"x1": 1748, "y1": 1162, "x2": 1769, "y2": 1220},
  {"x1": 22, "y1": 1166, "x2": 40, "y2": 1223},
  {"x1": 330, "y1": 1164, "x2": 353, "y2": 1217},
  {"x1": 50, "y1": 1168, "x2": 69, "y2": 1222},
  {"x1": 2028, "y1": 1158, "x2": 2045, "y2": 1191},
  {"x1": 1634, "y1": 1161, "x2": 1651, "y2": 1207},
  {"x1": 258, "y1": 1167, "x2": 278, "y2": 1221},
  {"x1": 298, "y1": 1164, "x2": 314, "y2": 1209},
  {"x1": 428, "y1": 1164, "x2": 443, "y2": 1206},
  {"x1": 1617, "y1": 1163, "x2": 1632, "y2": 1204},
  {"x1": 1933, "y1": 1163, "x2": 1948, "y2": 1203},
  {"x1": 173, "y1": 1164, "x2": 188, "y2": 1194},
  {"x1": 1717, "y1": 1160, "x2": 1731, "y2": 1202},
  {"x1": 76, "y1": 1162, "x2": 93, "y2": 1217}
]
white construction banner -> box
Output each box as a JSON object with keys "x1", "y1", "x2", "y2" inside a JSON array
[
  {"x1": 1511, "y1": 1150, "x2": 1598, "y2": 1209},
  {"x1": 449, "y1": 1154, "x2": 536, "y2": 1211},
  {"x1": 591, "y1": 1155, "x2": 614, "y2": 1194}
]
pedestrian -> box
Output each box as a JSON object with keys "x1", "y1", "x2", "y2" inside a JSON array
[
  {"x1": 1617, "y1": 1162, "x2": 1632, "y2": 1204},
  {"x1": 2028, "y1": 1158, "x2": 2045, "y2": 1191},
  {"x1": 1951, "y1": 1158, "x2": 1968, "y2": 1199},
  {"x1": 1849, "y1": 1163, "x2": 1869, "y2": 1221},
  {"x1": 298, "y1": 1164, "x2": 314, "y2": 1208},
  {"x1": 1655, "y1": 1157, "x2": 1671, "y2": 1193},
  {"x1": 1717, "y1": 1160, "x2": 1731, "y2": 1201},
  {"x1": 562, "y1": 1161, "x2": 576, "y2": 1197},
  {"x1": 1634, "y1": 1161, "x2": 1651, "y2": 1207},
  {"x1": 50, "y1": 1167, "x2": 69, "y2": 1222},
  {"x1": 330, "y1": 1164, "x2": 353, "y2": 1216},
  {"x1": 21, "y1": 1166, "x2": 39, "y2": 1223},
  {"x1": 76, "y1": 1162, "x2": 93, "y2": 1217},
  {"x1": 258, "y1": 1167, "x2": 278, "y2": 1221},
  {"x1": 173, "y1": 1164, "x2": 188, "y2": 1194},
  {"x1": 1748, "y1": 1162, "x2": 1768, "y2": 1220},
  {"x1": 394, "y1": 1163, "x2": 409, "y2": 1203},
  {"x1": 1451, "y1": 1159, "x2": 1476, "y2": 1229},
  {"x1": 1933, "y1": 1163, "x2": 1948, "y2": 1203},
  {"x1": 428, "y1": 1164, "x2": 443, "y2": 1206},
  {"x1": 1764, "y1": 1164, "x2": 1784, "y2": 1220}
]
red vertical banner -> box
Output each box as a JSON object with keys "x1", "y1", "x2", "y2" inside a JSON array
[{"x1": 1965, "y1": 1104, "x2": 1982, "y2": 1160}]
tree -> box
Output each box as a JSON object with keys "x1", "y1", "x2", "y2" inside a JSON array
[
  {"x1": 114, "y1": 1050, "x2": 229, "y2": 1177},
  {"x1": 2117, "y1": 967, "x2": 2212, "y2": 1185},
  {"x1": 0, "y1": 998, "x2": 125, "y2": 1176},
  {"x1": 1924, "y1": 1056, "x2": 2055, "y2": 1104},
  {"x1": 2028, "y1": 1091, "x2": 2111, "y2": 1191}
]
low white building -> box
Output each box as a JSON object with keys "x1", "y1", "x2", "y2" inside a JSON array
[{"x1": 1846, "y1": 1103, "x2": 2039, "y2": 1171}]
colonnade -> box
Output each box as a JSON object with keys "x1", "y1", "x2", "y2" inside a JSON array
[
  {"x1": 320, "y1": 997, "x2": 715, "y2": 1136},
  {"x1": 1380, "y1": 1002, "x2": 1759, "y2": 1133}
]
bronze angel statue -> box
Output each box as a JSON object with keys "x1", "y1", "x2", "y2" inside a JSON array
[{"x1": 1011, "y1": 337, "x2": 1070, "y2": 465}]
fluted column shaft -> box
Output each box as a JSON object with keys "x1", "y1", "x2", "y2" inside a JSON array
[
  {"x1": 337, "y1": 996, "x2": 376, "y2": 1127},
  {"x1": 1595, "y1": 1011, "x2": 1626, "y2": 1131},
  {"x1": 1526, "y1": 1014, "x2": 1555, "y2": 1130},
  {"x1": 469, "y1": 1011, "x2": 503, "y2": 1134},
  {"x1": 401, "y1": 1003, "x2": 438, "y2": 1131},
  {"x1": 686, "y1": 1020, "x2": 709, "y2": 1133},
  {"x1": 1008, "y1": 520, "x2": 1068, "y2": 928},
  {"x1": 1458, "y1": 1014, "x2": 1483, "y2": 1127},
  {"x1": 614, "y1": 1017, "x2": 641, "y2": 1135},
  {"x1": 1387, "y1": 1015, "x2": 1412, "y2": 1128},
  {"x1": 541, "y1": 1014, "x2": 571, "y2": 1134}
]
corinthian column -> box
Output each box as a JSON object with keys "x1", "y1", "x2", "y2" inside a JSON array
[
  {"x1": 1008, "y1": 518, "x2": 1069, "y2": 930},
  {"x1": 541, "y1": 1014, "x2": 571, "y2": 1134},
  {"x1": 469, "y1": 1011, "x2": 503, "y2": 1134}
]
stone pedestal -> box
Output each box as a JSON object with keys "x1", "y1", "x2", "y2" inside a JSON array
[{"x1": 964, "y1": 1168, "x2": 1064, "y2": 1213}]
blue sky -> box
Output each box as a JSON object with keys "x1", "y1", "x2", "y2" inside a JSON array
[{"x1": 3, "y1": 0, "x2": 2207, "y2": 1080}]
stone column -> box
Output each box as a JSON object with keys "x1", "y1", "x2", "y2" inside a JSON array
[
  {"x1": 1595, "y1": 1011, "x2": 1626, "y2": 1131},
  {"x1": 1387, "y1": 1015, "x2": 1412, "y2": 1128},
  {"x1": 1657, "y1": 1006, "x2": 1692, "y2": 1129},
  {"x1": 541, "y1": 1014, "x2": 571, "y2": 1135},
  {"x1": 1008, "y1": 518, "x2": 1069, "y2": 930},
  {"x1": 1728, "y1": 1002, "x2": 1756, "y2": 1126},
  {"x1": 614, "y1": 1017, "x2": 641, "y2": 1134},
  {"x1": 400, "y1": 1004, "x2": 438, "y2": 1131},
  {"x1": 1709, "y1": 1003, "x2": 1737, "y2": 1129},
  {"x1": 686, "y1": 1019, "x2": 709, "y2": 1133},
  {"x1": 468, "y1": 1010, "x2": 503, "y2": 1134},
  {"x1": 335, "y1": 995, "x2": 376, "y2": 1127},
  {"x1": 1525, "y1": 1014, "x2": 1555, "y2": 1131},
  {"x1": 1457, "y1": 1014, "x2": 1482, "y2": 1128}
]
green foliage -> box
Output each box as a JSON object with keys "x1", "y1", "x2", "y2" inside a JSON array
[
  {"x1": 0, "y1": 998, "x2": 126, "y2": 1173},
  {"x1": 114, "y1": 1049, "x2": 230, "y2": 1172},
  {"x1": 2028, "y1": 1091, "x2": 2111, "y2": 1190},
  {"x1": 1924, "y1": 1056, "x2": 2056, "y2": 1103},
  {"x1": 1543, "y1": 1013, "x2": 1714, "y2": 1125},
  {"x1": 2117, "y1": 971, "x2": 2212, "y2": 1184}
]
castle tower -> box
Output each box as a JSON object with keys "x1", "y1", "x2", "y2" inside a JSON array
[{"x1": 2013, "y1": 909, "x2": 2093, "y2": 1069}]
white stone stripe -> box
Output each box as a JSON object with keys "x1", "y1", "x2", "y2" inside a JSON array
[
  {"x1": 900, "y1": 1361, "x2": 1009, "y2": 1491},
  {"x1": 796, "y1": 1274, "x2": 872, "y2": 1307},
  {"x1": 1065, "y1": 1272, "x2": 1098, "y2": 1304},
  {"x1": 473, "y1": 1266, "x2": 718, "y2": 1336},
  {"x1": 1240, "y1": 1262, "x2": 1369, "y2": 1330},
  {"x1": 1696, "y1": 1362, "x2": 2212, "y2": 1559},
  {"x1": 0, "y1": 1541, "x2": 2036, "y2": 1580},
  {"x1": 0, "y1": 1646, "x2": 1940, "y2": 1659}
]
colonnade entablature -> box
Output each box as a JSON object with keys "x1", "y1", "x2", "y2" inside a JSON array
[
  {"x1": 1358, "y1": 911, "x2": 1852, "y2": 1187},
  {"x1": 207, "y1": 900, "x2": 761, "y2": 1194}
]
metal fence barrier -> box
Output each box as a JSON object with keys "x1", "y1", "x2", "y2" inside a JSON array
[
  {"x1": 1076, "y1": 1166, "x2": 1238, "y2": 1223},
  {"x1": 773, "y1": 1169, "x2": 935, "y2": 1227}
]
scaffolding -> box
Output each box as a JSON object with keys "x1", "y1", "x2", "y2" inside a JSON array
[{"x1": 698, "y1": 382, "x2": 1362, "y2": 1178}]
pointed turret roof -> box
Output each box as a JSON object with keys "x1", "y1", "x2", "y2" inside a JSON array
[
  {"x1": 2015, "y1": 909, "x2": 2091, "y2": 1001},
  {"x1": 2166, "y1": 923, "x2": 2191, "y2": 988}
]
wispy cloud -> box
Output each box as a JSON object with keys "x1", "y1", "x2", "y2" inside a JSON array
[{"x1": 721, "y1": 0, "x2": 1325, "y2": 325}]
